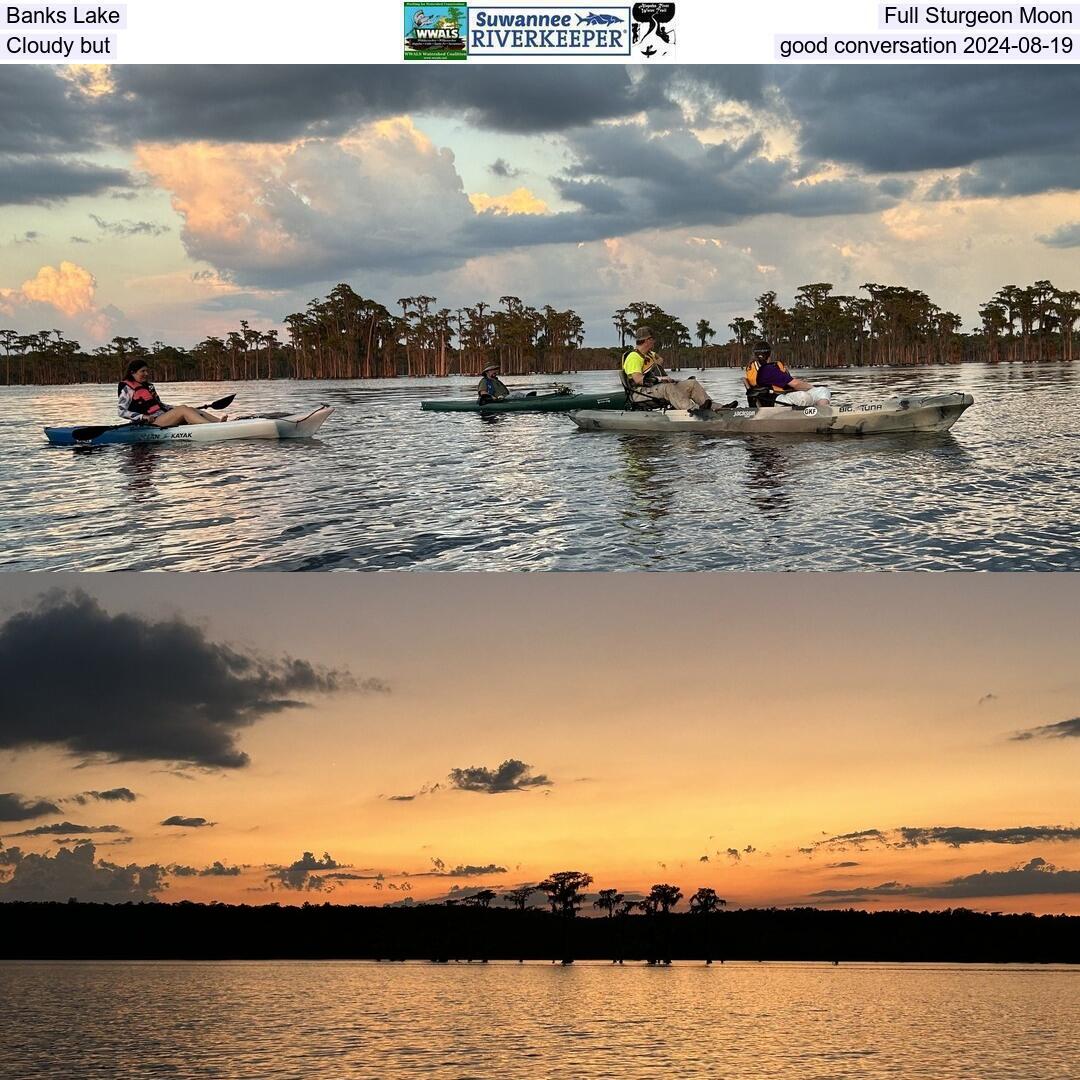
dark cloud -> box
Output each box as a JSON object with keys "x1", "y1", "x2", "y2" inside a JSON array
[
  {"x1": 977, "y1": 692, "x2": 998, "y2": 706},
  {"x1": 806, "y1": 829, "x2": 888, "y2": 854},
  {"x1": 826, "y1": 861, "x2": 860, "y2": 869},
  {"x1": 69, "y1": 235, "x2": 91, "y2": 243},
  {"x1": 161, "y1": 816, "x2": 215, "y2": 828},
  {"x1": 266, "y1": 851, "x2": 343, "y2": 891},
  {"x1": 70, "y1": 788, "x2": 137, "y2": 806},
  {"x1": 778, "y1": 67, "x2": 1080, "y2": 179},
  {"x1": 0, "y1": 793, "x2": 60, "y2": 822},
  {"x1": 101, "y1": 66, "x2": 663, "y2": 143},
  {"x1": 0, "y1": 840, "x2": 166, "y2": 902},
  {"x1": 0, "y1": 67, "x2": 100, "y2": 154},
  {"x1": 89, "y1": 213, "x2": 170, "y2": 238},
  {"x1": 403, "y1": 857, "x2": 508, "y2": 878},
  {"x1": 10, "y1": 821, "x2": 123, "y2": 837},
  {"x1": 170, "y1": 861, "x2": 241, "y2": 877},
  {"x1": 488, "y1": 157, "x2": 521, "y2": 178},
  {"x1": 811, "y1": 857, "x2": 1080, "y2": 902},
  {"x1": 897, "y1": 826, "x2": 1080, "y2": 848},
  {"x1": 1038, "y1": 223, "x2": 1080, "y2": 248},
  {"x1": 0, "y1": 155, "x2": 131, "y2": 207},
  {"x1": 0, "y1": 591, "x2": 363, "y2": 769},
  {"x1": 1012, "y1": 717, "x2": 1080, "y2": 742},
  {"x1": 447, "y1": 759, "x2": 551, "y2": 794}
]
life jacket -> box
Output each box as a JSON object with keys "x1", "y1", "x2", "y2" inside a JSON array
[
  {"x1": 478, "y1": 373, "x2": 507, "y2": 400},
  {"x1": 620, "y1": 348, "x2": 667, "y2": 389},
  {"x1": 744, "y1": 357, "x2": 789, "y2": 394},
  {"x1": 118, "y1": 378, "x2": 165, "y2": 415}
]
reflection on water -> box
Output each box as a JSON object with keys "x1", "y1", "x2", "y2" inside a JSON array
[
  {"x1": 2, "y1": 961, "x2": 1077, "y2": 1079},
  {"x1": 1, "y1": 363, "x2": 1078, "y2": 570}
]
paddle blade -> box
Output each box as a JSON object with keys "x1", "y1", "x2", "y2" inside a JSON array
[{"x1": 202, "y1": 393, "x2": 236, "y2": 410}]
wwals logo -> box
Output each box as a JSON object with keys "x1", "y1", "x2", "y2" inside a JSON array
[{"x1": 404, "y1": 3, "x2": 468, "y2": 60}]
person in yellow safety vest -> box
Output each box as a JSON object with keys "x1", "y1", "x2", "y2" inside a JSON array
[
  {"x1": 621, "y1": 326, "x2": 724, "y2": 413},
  {"x1": 743, "y1": 341, "x2": 831, "y2": 409}
]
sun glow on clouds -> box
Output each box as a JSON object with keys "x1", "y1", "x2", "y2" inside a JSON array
[
  {"x1": 0, "y1": 260, "x2": 97, "y2": 318},
  {"x1": 58, "y1": 64, "x2": 115, "y2": 98},
  {"x1": 469, "y1": 187, "x2": 550, "y2": 216}
]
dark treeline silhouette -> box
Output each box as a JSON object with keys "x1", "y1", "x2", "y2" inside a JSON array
[
  {"x1": 2, "y1": 901, "x2": 1077, "y2": 964},
  {"x1": 2, "y1": 279, "x2": 1077, "y2": 386}
]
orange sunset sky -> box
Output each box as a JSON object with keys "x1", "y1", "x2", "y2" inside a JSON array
[{"x1": 1, "y1": 573, "x2": 1078, "y2": 914}]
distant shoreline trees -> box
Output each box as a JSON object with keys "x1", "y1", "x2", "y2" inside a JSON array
[
  {"x1": 2, "y1": 279, "x2": 1077, "y2": 386},
  {"x1": 1, "y1": 897, "x2": 1076, "y2": 964}
]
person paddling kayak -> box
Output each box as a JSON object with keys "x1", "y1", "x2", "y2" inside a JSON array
[
  {"x1": 744, "y1": 341, "x2": 831, "y2": 409},
  {"x1": 118, "y1": 361, "x2": 227, "y2": 427}
]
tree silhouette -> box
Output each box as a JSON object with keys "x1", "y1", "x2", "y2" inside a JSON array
[
  {"x1": 593, "y1": 888, "x2": 624, "y2": 918},
  {"x1": 538, "y1": 870, "x2": 593, "y2": 964},
  {"x1": 689, "y1": 887, "x2": 727, "y2": 964}
]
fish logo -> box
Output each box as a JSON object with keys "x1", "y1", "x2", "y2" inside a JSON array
[{"x1": 577, "y1": 12, "x2": 622, "y2": 24}]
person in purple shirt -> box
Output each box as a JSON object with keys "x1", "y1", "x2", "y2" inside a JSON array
[{"x1": 743, "y1": 341, "x2": 830, "y2": 408}]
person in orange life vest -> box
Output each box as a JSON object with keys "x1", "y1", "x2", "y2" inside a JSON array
[
  {"x1": 117, "y1": 361, "x2": 227, "y2": 427},
  {"x1": 743, "y1": 341, "x2": 831, "y2": 408}
]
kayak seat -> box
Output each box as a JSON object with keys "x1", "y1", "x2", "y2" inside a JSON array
[{"x1": 746, "y1": 385, "x2": 778, "y2": 409}]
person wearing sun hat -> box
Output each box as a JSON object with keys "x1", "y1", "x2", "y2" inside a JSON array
[{"x1": 477, "y1": 360, "x2": 511, "y2": 404}]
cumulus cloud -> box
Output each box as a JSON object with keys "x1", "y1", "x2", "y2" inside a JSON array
[
  {"x1": 0, "y1": 591, "x2": 366, "y2": 770},
  {"x1": 811, "y1": 857, "x2": 1080, "y2": 903},
  {"x1": 161, "y1": 816, "x2": 215, "y2": 828},
  {"x1": 0, "y1": 793, "x2": 61, "y2": 822},
  {"x1": 0, "y1": 841, "x2": 166, "y2": 902},
  {"x1": 266, "y1": 851, "x2": 343, "y2": 891},
  {"x1": 4, "y1": 260, "x2": 98, "y2": 317},
  {"x1": 447, "y1": 759, "x2": 551, "y2": 794},
  {"x1": 10, "y1": 821, "x2": 123, "y2": 837},
  {"x1": 136, "y1": 118, "x2": 477, "y2": 287},
  {"x1": 1011, "y1": 717, "x2": 1080, "y2": 742}
]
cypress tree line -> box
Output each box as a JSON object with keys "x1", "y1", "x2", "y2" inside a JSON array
[{"x1": 2, "y1": 279, "x2": 1076, "y2": 385}]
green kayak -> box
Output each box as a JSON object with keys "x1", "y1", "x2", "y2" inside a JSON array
[{"x1": 422, "y1": 390, "x2": 627, "y2": 413}]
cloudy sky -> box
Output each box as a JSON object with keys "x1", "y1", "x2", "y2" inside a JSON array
[
  {"x1": 1, "y1": 574, "x2": 1078, "y2": 912},
  {"x1": 2, "y1": 65, "x2": 1080, "y2": 349}
]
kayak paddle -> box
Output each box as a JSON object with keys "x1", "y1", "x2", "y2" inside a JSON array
[{"x1": 71, "y1": 394, "x2": 237, "y2": 442}]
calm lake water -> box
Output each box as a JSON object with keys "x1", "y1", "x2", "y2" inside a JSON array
[
  {"x1": 2, "y1": 362, "x2": 1077, "y2": 571},
  {"x1": 3, "y1": 961, "x2": 1077, "y2": 1078}
]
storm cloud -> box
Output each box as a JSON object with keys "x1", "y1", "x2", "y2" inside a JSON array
[
  {"x1": 161, "y1": 816, "x2": 215, "y2": 828},
  {"x1": 447, "y1": 759, "x2": 551, "y2": 794},
  {"x1": 0, "y1": 592, "x2": 364, "y2": 769}
]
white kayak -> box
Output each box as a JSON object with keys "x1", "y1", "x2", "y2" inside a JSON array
[
  {"x1": 45, "y1": 406, "x2": 333, "y2": 446},
  {"x1": 570, "y1": 394, "x2": 973, "y2": 436}
]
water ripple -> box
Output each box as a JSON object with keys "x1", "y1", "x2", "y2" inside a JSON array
[{"x1": 2, "y1": 364, "x2": 1078, "y2": 570}]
